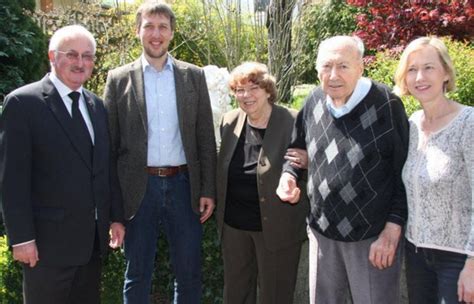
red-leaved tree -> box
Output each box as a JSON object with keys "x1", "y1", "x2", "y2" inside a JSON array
[{"x1": 347, "y1": 0, "x2": 474, "y2": 52}]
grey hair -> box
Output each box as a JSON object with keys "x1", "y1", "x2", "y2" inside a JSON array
[
  {"x1": 316, "y1": 35, "x2": 365, "y2": 68},
  {"x1": 48, "y1": 25, "x2": 96, "y2": 54}
]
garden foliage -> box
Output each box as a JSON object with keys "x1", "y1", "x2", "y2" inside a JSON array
[
  {"x1": 348, "y1": 0, "x2": 474, "y2": 52},
  {"x1": 0, "y1": 237, "x2": 22, "y2": 304},
  {"x1": 172, "y1": 0, "x2": 267, "y2": 70},
  {"x1": 293, "y1": 0, "x2": 362, "y2": 84},
  {"x1": 0, "y1": 0, "x2": 48, "y2": 102}
]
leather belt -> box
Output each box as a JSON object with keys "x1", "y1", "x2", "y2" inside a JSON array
[{"x1": 146, "y1": 165, "x2": 188, "y2": 177}]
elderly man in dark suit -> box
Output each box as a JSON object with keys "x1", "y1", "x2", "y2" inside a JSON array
[
  {"x1": 0, "y1": 25, "x2": 125, "y2": 304},
  {"x1": 103, "y1": 2, "x2": 216, "y2": 303}
]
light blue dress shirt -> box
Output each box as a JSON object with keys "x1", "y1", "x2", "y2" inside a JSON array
[
  {"x1": 326, "y1": 77, "x2": 372, "y2": 118},
  {"x1": 142, "y1": 55, "x2": 186, "y2": 166}
]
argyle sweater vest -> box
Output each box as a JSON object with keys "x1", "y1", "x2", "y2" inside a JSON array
[{"x1": 285, "y1": 81, "x2": 409, "y2": 241}]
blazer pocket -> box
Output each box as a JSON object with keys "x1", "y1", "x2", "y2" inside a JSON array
[{"x1": 33, "y1": 206, "x2": 65, "y2": 222}]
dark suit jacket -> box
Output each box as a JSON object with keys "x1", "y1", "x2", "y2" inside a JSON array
[
  {"x1": 103, "y1": 57, "x2": 216, "y2": 219},
  {"x1": 216, "y1": 105, "x2": 309, "y2": 252},
  {"x1": 0, "y1": 75, "x2": 123, "y2": 267}
]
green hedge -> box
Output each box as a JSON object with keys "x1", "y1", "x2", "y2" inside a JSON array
[
  {"x1": 0, "y1": 237, "x2": 22, "y2": 304},
  {"x1": 0, "y1": 0, "x2": 48, "y2": 102}
]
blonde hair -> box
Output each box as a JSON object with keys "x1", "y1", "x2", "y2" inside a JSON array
[
  {"x1": 228, "y1": 62, "x2": 277, "y2": 104},
  {"x1": 394, "y1": 36, "x2": 456, "y2": 96}
]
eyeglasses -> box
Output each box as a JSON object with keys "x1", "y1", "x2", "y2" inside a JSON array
[
  {"x1": 234, "y1": 85, "x2": 261, "y2": 96},
  {"x1": 55, "y1": 50, "x2": 96, "y2": 62}
]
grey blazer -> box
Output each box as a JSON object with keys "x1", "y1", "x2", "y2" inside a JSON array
[
  {"x1": 104, "y1": 57, "x2": 216, "y2": 219},
  {"x1": 216, "y1": 105, "x2": 309, "y2": 252}
]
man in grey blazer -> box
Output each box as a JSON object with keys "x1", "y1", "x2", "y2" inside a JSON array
[{"x1": 103, "y1": 2, "x2": 216, "y2": 303}]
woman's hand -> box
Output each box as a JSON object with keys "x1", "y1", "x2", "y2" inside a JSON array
[
  {"x1": 285, "y1": 148, "x2": 308, "y2": 169},
  {"x1": 458, "y1": 258, "x2": 474, "y2": 303}
]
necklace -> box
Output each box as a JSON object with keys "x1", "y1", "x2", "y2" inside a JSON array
[{"x1": 247, "y1": 106, "x2": 272, "y2": 129}]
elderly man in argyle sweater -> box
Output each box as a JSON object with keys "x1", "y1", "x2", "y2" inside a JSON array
[{"x1": 277, "y1": 35, "x2": 409, "y2": 304}]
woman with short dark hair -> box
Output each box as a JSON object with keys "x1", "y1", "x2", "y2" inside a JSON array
[{"x1": 215, "y1": 62, "x2": 309, "y2": 304}]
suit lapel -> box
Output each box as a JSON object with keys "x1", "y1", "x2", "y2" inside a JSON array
[
  {"x1": 221, "y1": 110, "x2": 246, "y2": 164},
  {"x1": 129, "y1": 60, "x2": 148, "y2": 135},
  {"x1": 42, "y1": 76, "x2": 92, "y2": 170},
  {"x1": 259, "y1": 104, "x2": 279, "y2": 170},
  {"x1": 83, "y1": 90, "x2": 103, "y2": 173}
]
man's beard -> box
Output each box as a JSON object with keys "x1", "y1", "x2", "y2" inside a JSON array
[{"x1": 144, "y1": 45, "x2": 167, "y2": 59}]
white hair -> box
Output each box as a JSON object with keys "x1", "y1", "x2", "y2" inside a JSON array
[
  {"x1": 48, "y1": 25, "x2": 96, "y2": 53},
  {"x1": 316, "y1": 35, "x2": 365, "y2": 67}
]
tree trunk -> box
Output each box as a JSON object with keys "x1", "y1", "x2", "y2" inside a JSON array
[{"x1": 266, "y1": 0, "x2": 296, "y2": 104}]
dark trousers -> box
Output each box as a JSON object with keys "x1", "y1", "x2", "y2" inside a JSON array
[
  {"x1": 406, "y1": 240, "x2": 467, "y2": 304},
  {"x1": 22, "y1": 248, "x2": 101, "y2": 304},
  {"x1": 221, "y1": 223, "x2": 302, "y2": 304}
]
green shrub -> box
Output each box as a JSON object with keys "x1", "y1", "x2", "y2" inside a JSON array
[
  {"x1": 0, "y1": 237, "x2": 22, "y2": 304},
  {"x1": 0, "y1": 0, "x2": 48, "y2": 102},
  {"x1": 366, "y1": 38, "x2": 473, "y2": 116},
  {"x1": 100, "y1": 249, "x2": 126, "y2": 304}
]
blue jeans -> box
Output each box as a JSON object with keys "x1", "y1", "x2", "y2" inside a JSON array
[
  {"x1": 123, "y1": 173, "x2": 203, "y2": 304},
  {"x1": 405, "y1": 240, "x2": 467, "y2": 304}
]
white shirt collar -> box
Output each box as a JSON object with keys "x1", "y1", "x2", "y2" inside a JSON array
[
  {"x1": 326, "y1": 77, "x2": 372, "y2": 118},
  {"x1": 49, "y1": 73, "x2": 84, "y2": 98}
]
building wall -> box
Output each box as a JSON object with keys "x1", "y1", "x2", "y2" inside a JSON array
[{"x1": 35, "y1": 0, "x2": 96, "y2": 11}]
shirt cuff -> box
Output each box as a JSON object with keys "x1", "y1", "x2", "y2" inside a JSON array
[{"x1": 12, "y1": 239, "x2": 35, "y2": 247}]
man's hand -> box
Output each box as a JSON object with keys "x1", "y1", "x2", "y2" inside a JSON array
[
  {"x1": 369, "y1": 222, "x2": 402, "y2": 270},
  {"x1": 285, "y1": 148, "x2": 308, "y2": 169},
  {"x1": 276, "y1": 172, "x2": 301, "y2": 204},
  {"x1": 199, "y1": 197, "x2": 215, "y2": 223},
  {"x1": 458, "y1": 258, "x2": 474, "y2": 303},
  {"x1": 13, "y1": 241, "x2": 39, "y2": 267},
  {"x1": 109, "y1": 222, "x2": 126, "y2": 249}
]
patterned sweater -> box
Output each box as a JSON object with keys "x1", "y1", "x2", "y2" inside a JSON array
[
  {"x1": 403, "y1": 107, "x2": 473, "y2": 255},
  {"x1": 285, "y1": 81, "x2": 409, "y2": 241}
]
